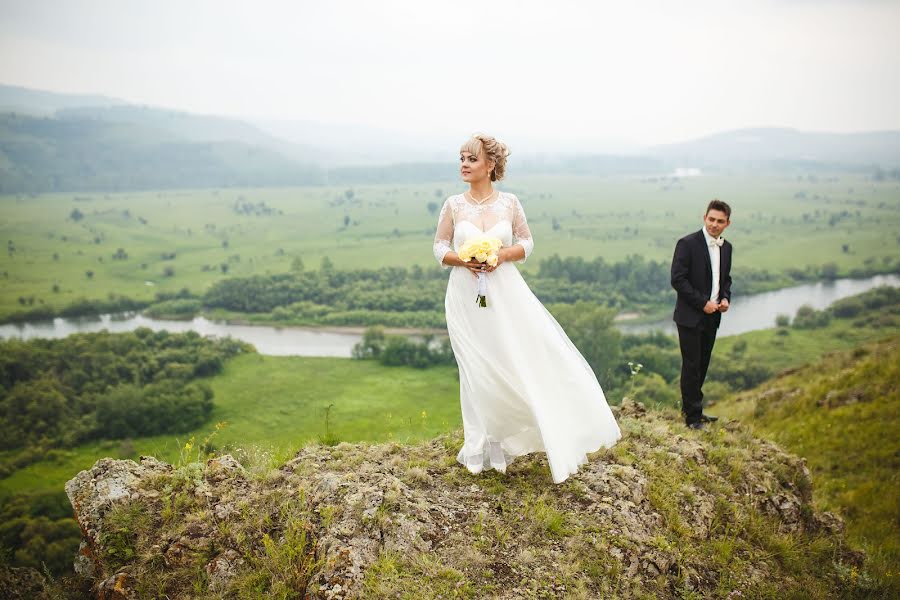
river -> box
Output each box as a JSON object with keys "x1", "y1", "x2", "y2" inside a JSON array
[
  {"x1": 1, "y1": 274, "x2": 896, "y2": 357},
  {"x1": 618, "y1": 273, "x2": 900, "y2": 337}
]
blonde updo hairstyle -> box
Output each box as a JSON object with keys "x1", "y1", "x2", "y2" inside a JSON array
[{"x1": 460, "y1": 133, "x2": 510, "y2": 182}]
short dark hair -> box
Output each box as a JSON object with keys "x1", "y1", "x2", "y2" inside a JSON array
[{"x1": 706, "y1": 199, "x2": 731, "y2": 219}]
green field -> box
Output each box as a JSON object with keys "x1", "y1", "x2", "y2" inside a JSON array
[
  {"x1": 2, "y1": 173, "x2": 898, "y2": 320},
  {"x1": 0, "y1": 355, "x2": 460, "y2": 497}
]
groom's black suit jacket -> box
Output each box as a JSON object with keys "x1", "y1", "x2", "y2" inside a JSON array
[{"x1": 671, "y1": 229, "x2": 732, "y2": 328}]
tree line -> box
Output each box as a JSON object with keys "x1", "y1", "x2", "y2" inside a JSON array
[
  {"x1": 0, "y1": 328, "x2": 252, "y2": 577},
  {"x1": 3, "y1": 252, "x2": 896, "y2": 328},
  {"x1": 0, "y1": 328, "x2": 251, "y2": 463}
]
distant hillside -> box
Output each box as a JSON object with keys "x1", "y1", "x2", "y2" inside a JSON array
[
  {"x1": 650, "y1": 127, "x2": 900, "y2": 168},
  {"x1": 0, "y1": 112, "x2": 323, "y2": 193},
  {"x1": 253, "y1": 117, "x2": 449, "y2": 166},
  {"x1": 0, "y1": 83, "x2": 126, "y2": 116},
  {"x1": 56, "y1": 105, "x2": 325, "y2": 164},
  {"x1": 3, "y1": 83, "x2": 900, "y2": 192}
]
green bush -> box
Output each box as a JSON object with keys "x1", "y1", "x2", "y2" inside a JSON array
[
  {"x1": 353, "y1": 327, "x2": 454, "y2": 368},
  {"x1": 94, "y1": 381, "x2": 214, "y2": 439},
  {"x1": 143, "y1": 299, "x2": 202, "y2": 319},
  {"x1": 707, "y1": 360, "x2": 774, "y2": 391},
  {"x1": 830, "y1": 286, "x2": 899, "y2": 318},
  {"x1": 352, "y1": 326, "x2": 386, "y2": 359},
  {"x1": 793, "y1": 305, "x2": 831, "y2": 329},
  {"x1": 549, "y1": 302, "x2": 623, "y2": 388},
  {"x1": 624, "y1": 344, "x2": 681, "y2": 383},
  {"x1": 629, "y1": 372, "x2": 679, "y2": 409},
  {"x1": 0, "y1": 492, "x2": 82, "y2": 575}
]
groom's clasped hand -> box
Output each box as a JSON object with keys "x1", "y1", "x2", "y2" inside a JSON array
[{"x1": 703, "y1": 298, "x2": 730, "y2": 314}]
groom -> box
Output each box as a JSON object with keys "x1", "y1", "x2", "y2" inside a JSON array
[{"x1": 670, "y1": 199, "x2": 733, "y2": 430}]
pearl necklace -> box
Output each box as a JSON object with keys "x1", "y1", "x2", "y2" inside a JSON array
[{"x1": 465, "y1": 189, "x2": 496, "y2": 205}]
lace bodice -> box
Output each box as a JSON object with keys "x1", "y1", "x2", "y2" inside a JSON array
[{"x1": 432, "y1": 192, "x2": 534, "y2": 269}]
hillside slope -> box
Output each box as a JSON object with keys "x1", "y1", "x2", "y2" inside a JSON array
[
  {"x1": 713, "y1": 335, "x2": 900, "y2": 595},
  {"x1": 53, "y1": 402, "x2": 885, "y2": 599},
  {"x1": 0, "y1": 112, "x2": 322, "y2": 193}
]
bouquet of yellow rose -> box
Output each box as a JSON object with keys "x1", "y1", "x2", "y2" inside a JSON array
[{"x1": 458, "y1": 236, "x2": 503, "y2": 307}]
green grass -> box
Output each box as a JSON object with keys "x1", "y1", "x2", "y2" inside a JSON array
[
  {"x1": 714, "y1": 336, "x2": 900, "y2": 595},
  {"x1": 2, "y1": 173, "x2": 898, "y2": 320},
  {"x1": 0, "y1": 354, "x2": 460, "y2": 497},
  {"x1": 712, "y1": 311, "x2": 898, "y2": 372}
]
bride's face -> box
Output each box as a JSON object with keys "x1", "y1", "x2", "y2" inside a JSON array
[{"x1": 460, "y1": 151, "x2": 493, "y2": 184}]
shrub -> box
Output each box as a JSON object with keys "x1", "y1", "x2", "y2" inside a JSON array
[
  {"x1": 707, "y1": 361, "x2": 774, "y2": 391},
  {"x1": 352, "y1": 326, "x2": 386, "y2": 359},
  {"x1": 624, "y1": 344, "x2": 681, "y2": 383},
  {"x1": 629, "y1": 372, "x2": 679, "y2": 409},
  {"x1": 793, "y1": 305, "x2": 831, "y2": 329},
  {"x1": 143, "y1": 299, "x2": 202, "y2": 319},
  {"x1": 94, "y1": 381, "x2": 214, "y2": 439},
  {"x1": 354, "y1": 329, "x2": 453, "y2": 368}
]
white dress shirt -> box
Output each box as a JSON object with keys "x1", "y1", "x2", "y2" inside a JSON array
[{"x1": 701, "y1": 227, "x2": 721, "y2": 302}]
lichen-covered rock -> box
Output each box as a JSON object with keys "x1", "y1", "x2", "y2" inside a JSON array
[
  {"x1": 64, "y1": 414, "x2": 865, "y2": 599},
  {"x1": 65, "y1": 456, "x2": 173, "y2": 576},
  {"x1": 205, "y1": 454, "x2": 246, "y2": 483},
  {"x1": 96, "y1": 571, "x2": 133, "y2": 600}
]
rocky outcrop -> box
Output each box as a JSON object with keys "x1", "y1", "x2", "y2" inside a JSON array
[{"x1": 65, "y1": 401, "x2": 863, "y2": 599}]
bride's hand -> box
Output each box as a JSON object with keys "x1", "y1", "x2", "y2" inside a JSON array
[
  {"x1": 483, "y1": 250, "x2": 506, "y2": 273},
  {"x1": 462, "y1": 260, "x2": 485, "y2": 278}
]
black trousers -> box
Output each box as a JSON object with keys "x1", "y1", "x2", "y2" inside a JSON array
[{"x1": 677, "y1": 315, "x2": 719, "y2": 424}]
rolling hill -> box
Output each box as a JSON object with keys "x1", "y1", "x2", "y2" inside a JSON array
[
  {"x1": 3, "y1": 83, "x2": 900, "y2": 193},
  {"x1": 649, "y1": 127, "x2": 900, "y2": 168}
]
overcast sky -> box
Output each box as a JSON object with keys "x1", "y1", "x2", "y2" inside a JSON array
[{"x1": 1, "y1": 0, "x2": 899, "y2": 150}]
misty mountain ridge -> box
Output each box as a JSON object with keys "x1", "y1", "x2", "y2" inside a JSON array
[
  {"x1": 0, "y1": 83, "x2": 127, "y2": 116},
  {"x1": 1, "y1": 82, "x2": 899, "y2": 193},
  {"x1": 649, "y1": 126, "x2": 900, "y2": 167}
]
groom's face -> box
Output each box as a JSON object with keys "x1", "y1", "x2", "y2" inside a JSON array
[{"x1": 704, "y1": 209, "x2": 730, "y2": 238}]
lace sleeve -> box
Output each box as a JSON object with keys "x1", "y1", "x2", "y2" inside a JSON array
[
  {"x1": 432, "y1": 198, "x2": 454, "y2": 269},
  {"x1": 510, "y1": 194, "x2": 533, "y2": 263}
]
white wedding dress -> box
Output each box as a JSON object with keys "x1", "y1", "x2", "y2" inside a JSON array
[{"x1": 433, "y1": 192, "x2": 622, "y2": 484}]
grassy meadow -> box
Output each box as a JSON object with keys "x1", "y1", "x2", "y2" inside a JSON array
[
  {"x1": 0, "y1": 354, "x2": 460, "y2": 498},
  {"x1": 1, "y1": 172, "x2": 898, "y2": 321}
]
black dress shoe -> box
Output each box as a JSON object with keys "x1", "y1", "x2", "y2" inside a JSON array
[
  {"x1": 700, "y1": 413, "x2": 719, "y2": 423},
  {"x1": 686, "y1": 421, "x2": 705, "y2": 430}
]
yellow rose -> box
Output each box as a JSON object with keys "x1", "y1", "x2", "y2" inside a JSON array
[
  {"x1": 487, "y1": 255, "x2": 498, "y2": 267},
  {"x1": 458, "y1": 237, "x2": 503, "y2": 265}
]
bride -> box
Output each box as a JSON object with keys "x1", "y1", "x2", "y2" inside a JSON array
[{"x1": 433, "y1": 133, "x2": 622, "y2": 484}]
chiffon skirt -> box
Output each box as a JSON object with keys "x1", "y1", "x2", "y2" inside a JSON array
[{"x1": 446, "y1": 262, "x2": 622, "y2": 484}]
